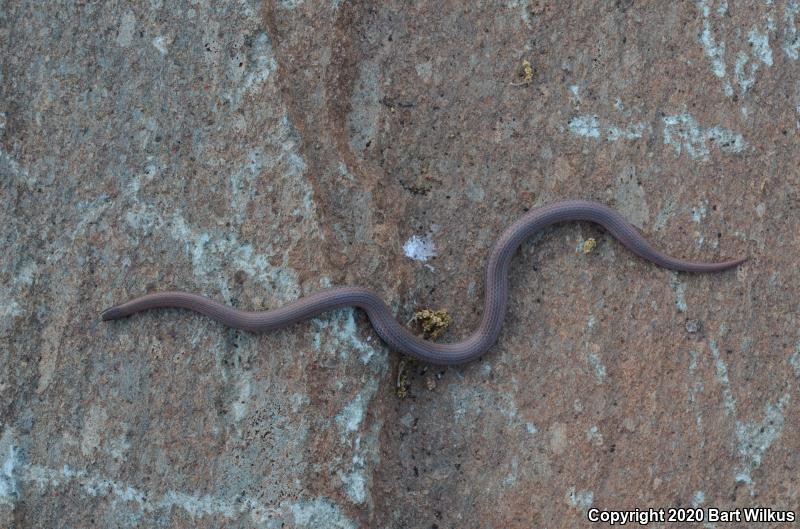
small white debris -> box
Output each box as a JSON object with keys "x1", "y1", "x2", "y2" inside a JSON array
[
  {"x1": 403, "y1": 234, "x2": 437, "y2": 262},
  {"x1": 152, "y1": 35, "x2": 170, "y2": 55}
]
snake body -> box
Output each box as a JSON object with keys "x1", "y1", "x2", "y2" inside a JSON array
[{"x1": 102, "y1": 200, "x2": 745, "y2": 365}]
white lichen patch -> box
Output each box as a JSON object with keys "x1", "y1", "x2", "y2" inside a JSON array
[
  {"x1": 689, "y1": 349, "x2": 699, "y2": 374},
  {"x1": 785, "y1": 0, "x2": 800, "y2": 59},
  {"x1": 219, "y1": 30, "x2": 280, "y2": 110},
  {"x1": 403, "y1": 233, "x2": 437, "y2": 262},
  {"x1": 335, "y1": 421, "x2": 381, "y2": 506},
  {"x1": 310, "y1": 308, "x2": 386, "y2": 508},
  {"x1": 709, "y1": 339, "x2": 737, "y2": 416},
  {"x1": 104, "y1": 435, "x2": 131, "y2": 461},
  {"x1": 340, "y1": 472, "x2": 365, "y2": 503},
  {"x1": 734, "y1": 52, "x2": 759, "y2": 95},
  {"x1": 789, "y1": 339, "x2": 800, "y2": 377},
  {"x1": 232, "y1": 114, "x2": 313, "y2": 227},
  {"x1": 733, "y1": 31, "x2": 769, "y2": 95},
  {"x1": 277, "y1": 0, "x2": 306, "y2": 9},
  {"x1": 607, "y1": 123, "x2": 649, "y2": 141},
  {"x1": 696, "y1": 0, "x2": 786, "y2": 98},
  {"x1": 312, "y1": 308, "x2": 384, "y2": 364},
  {"x1": 507, "y1": 0, "x2": 532, "y2": 28},
  {"x1": 337, "y1": 433, "x2": 370, "y2": 504},
  {"x1": 568, "y1": 115, "x2": 600, "y2": 138},
  {"x1": 653, "y1": 198, "x2": 677, "y2": 232},
  {"x1": 466, "y1": 181, "x2": 485, "y2": 202},
  {"x1": 24, "y1": 461, "x2": 258, "y2": 520},
  {"x1": 13, "y1": 440, "x2": 357, "y2": 528},
  {"x1": 687, "y1": 349, "x2": 706, "y2": 440},
  {"x1": 0, "y1": 429, "x2": 19, "y2": 507},
  {"x1": 748, "y1": 27, "x2": 774, "y2": 66},
  {"x1": 333, "y1": 368, "x2": 381, "y2": 436},
  {"x1": 151, "y1": 35, "x2": 170, "y2": 55},
  {"x1": 243, "y1": 32, "x2": 278, "y2": 94},
  {"x1": 502, "y1": 455, "x2": 520, "y2": 487},
  {"x1": 736, "y1": 394, "x2": 789, "y2": 468},
  {"x1": 122, "y1": 116, "x2": 316, "y2": 309},
  {"x1": 167, "y1": 212, "x2": 302, "y2": 304},
  {"x1": 735, "y1": 394, "x2": 790, "y2": 489},
  {"x1": 290, "y1": 497, "x2": 356, "y2": 529},
  {"x1": 587, "y1": 352, "x2": 607, "y2": 383},
  {"x1": 116, "y1": 10, "x2": 136, "y2": 48},
  {"x1": 232, "y1": 377, "x2": 252, "y2": 422},
  {"x1": 229, "y1": 147, "x2": 264, "y2": 225},
  {"x1": 340, "y1": 458, "x2": 366, "y2": 504},
  {"x1": 690, "y1": 200, "x2": 709, "y2": 246},
  {"x1": 0, "y1": 295, "x2": 22, "y2": 330},
  {"x1": 0, "y1": 148, "x2": 32, "y2": 186},
  {"x1": 568, "y1": 115, "x2": 649, "y2": 141},
  {"x1": 566, "y1": 487, "x2": 594, "y2": 512},
  {"x1": 691, "y1": 201, "x2": 707, "y2": 224},
  {"x1": 796, "y1": 81, "x2": 800, "y2": 129},
  {"x1": 698, "y1": 0, "x2": 728, "y2": 80},
  {"x1": 122, "y1": 200, "x2": 304, "y2": 310},
  {"x1": 233, "y1": 0, "x2": 261, "y2": 20},
  {"x1": 586, "y1": 425, "x2": 603, "y2": 446},
  {"x1": 336, "y1": 392, "x2": 367, "y2": 435},
  {"x1": 692, "y1": 490, "x2": 706, "y2": 507},
  {"x1": 663, "y1": 113, "x2": 747, "y2": 160},
  {"x1": 669, "y1": 273, "x2": 688, "y2": 313},
  {"x1": 414, "y1": 61, "x2": 433, "y2": 83}
]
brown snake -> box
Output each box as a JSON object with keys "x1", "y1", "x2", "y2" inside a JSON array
[{"x1": 102, "y1": 199, "x2": 745, "y2": 365}]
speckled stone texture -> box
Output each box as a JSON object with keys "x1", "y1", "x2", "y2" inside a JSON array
[{"x1": 2, "y1": 1, "x2": 799, "y2": 527}]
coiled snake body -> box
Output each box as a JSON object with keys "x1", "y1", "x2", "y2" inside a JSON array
[{"x1": 102, "y1": 200, "x2": 744, "y2": 365}]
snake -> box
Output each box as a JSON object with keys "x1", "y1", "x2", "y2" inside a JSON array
[{"x1": 101, "y1": 199, "x2": 745, "y2": 365}]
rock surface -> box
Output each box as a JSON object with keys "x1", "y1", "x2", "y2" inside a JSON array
[{"x1": 2, "y1": 1, "x2": 799, "y2": 527}]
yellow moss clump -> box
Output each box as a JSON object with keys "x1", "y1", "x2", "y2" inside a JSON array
[
  {"x1": 521, "y1": 59, "x2": 534, "y2": 83},
  {"x1": 395, "y1": 309, "x2": 452, "y2": 398},
  {"x1": 512, "y1": 59, "x2": 534, "y2": 86},
  {"x1": 396, "y1": 359, "x2": 410, "y2": 399},
  {"x1": 412, "y1": 309, "x2": 453, "y2": 339},
  {"x1": 582, "y1": 237, "x2": 597, "y2": 254}
]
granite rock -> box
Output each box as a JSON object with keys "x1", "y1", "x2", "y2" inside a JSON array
[{"x1": 2, "y1": 1, "x2": 799, "y2": 527}]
